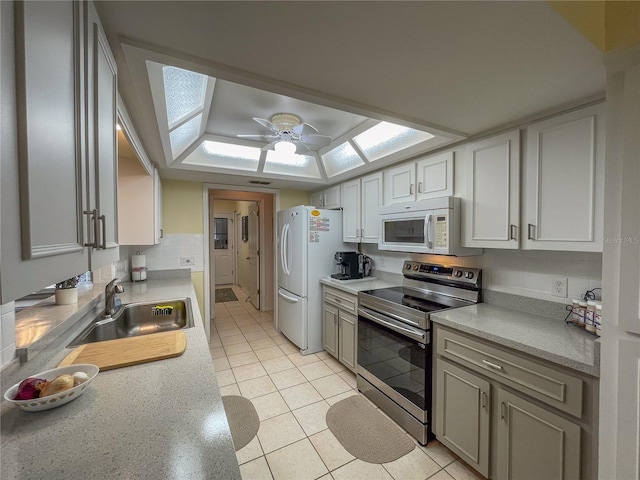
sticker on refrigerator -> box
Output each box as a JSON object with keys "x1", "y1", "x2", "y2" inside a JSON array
[{"x1": 309, "y1": 232, "x2": 320, "y2": 243}]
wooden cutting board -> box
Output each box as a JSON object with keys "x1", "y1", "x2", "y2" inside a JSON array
[{"x1": 58, "y1": 331, "x2": 187, "y2": 370}]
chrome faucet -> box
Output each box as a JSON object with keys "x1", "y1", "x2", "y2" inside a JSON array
[{"x1": 103, "y1": 278, "x2": 124, "y2": 318}]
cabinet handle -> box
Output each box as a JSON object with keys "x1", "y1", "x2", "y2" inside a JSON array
[
  {"x1": 500, "y1": 402, "x2": 507, "y2": 421},
  {"x1": 418, "y1": 182, "x2": 422, "y2": 193},
  {"x1": 83, "y1": 209, "x2": 98, "y2": 247},
  {"x1": 99, "y1": 214, "x2": 107, "y2": 249},
  {"x1": 481, "y1": 391, "x2": 487, "y2": 410},
  {"x1": 482, "y1": 359, "x2": 503, "y2": 371},
  {"x1": 510, "y1": 224, "x2": 517, "y2": 240},
  {"x1": 527, "y1": 224, "x2": 535, "y2": 240},
  {"x1": 410, "y1": 183, "x2": 414, "y2": 195},
  {"x1": 160, "y1": 228, "x2": 164, "y2": 239}
]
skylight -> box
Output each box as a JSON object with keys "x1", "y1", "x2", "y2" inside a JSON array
[
  {"x1": 182, "y1": 141, "x2": 260, "y2": 171},
  {"x1": 162, "y1": 66, "x2": 207, "y2": 128},
  {"x1": 169, "y1": 114, "x2": 202, "y2": 159},
  {"x1": 264, "y1": 151, "x2": 321, "y2": 178},
  {"x1": 321, "y1": 142, "x2": 365, "y2": 177},
  {"x1": 353, "y1": 122, "x2": 435, "y2": 161}
]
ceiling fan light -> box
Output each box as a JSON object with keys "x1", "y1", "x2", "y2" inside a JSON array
[{"x1": 274, "y1": 140, "x2": 297, "y2": 154}]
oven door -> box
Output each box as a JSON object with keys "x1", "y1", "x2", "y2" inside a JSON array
[{"x1": 357, "y1": 306, "x2": 431, "y2": 423}]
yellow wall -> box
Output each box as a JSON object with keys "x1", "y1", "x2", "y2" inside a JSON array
[
  {"x1": 280, "y1": 189, "x2": 311, "y2": 210},
  {"x1": 549, "y1": 0, "x2": 640, "y2": 52},
  {"x1": 162, "y1": 180, "x2": 203, "y2": 234},
  {"x1": 162, "y1": 180, "x2": 204, "y2": 317}
]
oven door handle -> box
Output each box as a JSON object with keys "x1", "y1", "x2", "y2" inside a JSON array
[{"x1": 358, "y1": 307, "x2": 428, "y2": 344}]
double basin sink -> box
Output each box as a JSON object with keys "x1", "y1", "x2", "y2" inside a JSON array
[{"x1": 68, "y1": 298, "x2": 194, "y2": 347}]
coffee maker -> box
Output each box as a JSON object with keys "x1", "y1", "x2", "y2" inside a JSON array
[{"x1": 331, "y1": 251, "x2": 370, "y2": 280}]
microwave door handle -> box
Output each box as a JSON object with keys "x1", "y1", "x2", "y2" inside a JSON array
[{"x1": 425, "y1": 213, "x2": 432, "y2": 249}]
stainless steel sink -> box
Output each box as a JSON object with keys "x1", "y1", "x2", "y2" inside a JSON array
[{"x1": 67, "y1": 298, "x2": 194, "y2": 347}]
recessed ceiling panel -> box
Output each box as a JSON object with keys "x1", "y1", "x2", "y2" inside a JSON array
[
  {"x1": 163, "y1": 66, "x2": 207, "y2": 127},
  {"x1": 353, "y1": 122, "x2": 435, "y2": 161},
  {"x1": 182, "y1": 140, "x2": 260, "y2": 171},
  {"x1": 321, "y1": 142, "x2": 365, "y2": 177},
  {"x1": 264, "y1": 151, "x2": 321, "y2": 178}
]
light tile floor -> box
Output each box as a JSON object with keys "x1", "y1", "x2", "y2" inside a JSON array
[{"x1": 212, "y1": 285, "x2": 484, "y2": 480}]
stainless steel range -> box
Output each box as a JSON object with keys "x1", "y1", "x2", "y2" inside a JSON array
[{"x1": 357, "y1": 261, "x2": 482, "y2": 445}]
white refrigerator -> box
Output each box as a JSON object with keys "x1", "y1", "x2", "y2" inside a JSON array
[{"x1": 277, "y1": 205, "x2": 345, "y2": 354}]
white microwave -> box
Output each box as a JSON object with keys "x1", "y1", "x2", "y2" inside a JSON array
[{"x1": 378, "y1": 197, "x2": 482, "y2": 256}]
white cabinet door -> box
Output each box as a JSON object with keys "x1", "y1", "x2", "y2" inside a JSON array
[
  {"x1": 338, "y1": 310, "x2": 357, "y2": 371},
  {"x1": 435, "y1": 358, "x2": 490, "y2": 478},
  {"x1": 496, "y1": 389, "x2": 581, "y2": 480},
  {"x1": 309, "y1": 190, "x2": 323, "y2": 208},
  {"x1": 464, "y1": 130, "x2": 520, "y2": 249},
  {"x1": 323, "y1": 185, "x2": 342, "y2": 209},
  {"x1": 361, "y1": 172, "x2": 383, "y2": 243},
  {"x1": 341, "y1": 179, "x2": 361, "y2": 243},
  {"x1": 524, "y1": 103, "x2": 605, "y2": 251},
  {"x1": 4, "y1": 0, "x2": 89, "y2": 303},
  {"x1": 384, "y1": 163, "x2": 415, "y2": 205},
  {"x1": 153, "y1": 167, "x2": 163, "y2": 245},
  {"x1": 323, "y1": 302, "x2": 338, "y2": 358},
  {"x1": 86, "y1": 2, "x2": 119, "y2": 269},
  {"x1": 416, "y1": 151, "x2": 454, "y2": 200}
]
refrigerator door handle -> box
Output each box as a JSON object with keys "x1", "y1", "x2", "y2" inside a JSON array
[
  {"x1": 280, "y1": 223, "x2": 290, "y2": 276},
  {"x1": 284, "y1": 223, "x2": 291, "y2": 275},
  {"x1": 278, "y1": 288, "x2": 299, "y2": 303}
]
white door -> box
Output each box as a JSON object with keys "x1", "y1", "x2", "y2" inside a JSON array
[
  {"x1": 248, "y1": 203, "x2": 260, "y2": 309},
  {"x1": 214, "y1": 213, "x2": 235, "y2": 285}
]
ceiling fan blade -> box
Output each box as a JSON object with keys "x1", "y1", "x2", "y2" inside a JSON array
[
  {"x1": 236, "y1": 134, "x2": 278, "y2": 140},
  {"x1": 300, "y1": 133, "x2": 332, "y2": 148},
  {"x1": 293, "y1": 141, "x2": 310, "y2": 154},
  {"x1": 261, "y1": 140, "x2": 277, "y2": 151},
  {"x1": 253, "y1": 117, "x2": 279, "y2": 133},
  {"x1": 292, "y1": 123, "x2": 318, "y2": 136}
]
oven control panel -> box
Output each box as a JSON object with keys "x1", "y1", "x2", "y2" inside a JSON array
[{"x1": 403, "y1": 261, "x2": 481, "y2": 287}]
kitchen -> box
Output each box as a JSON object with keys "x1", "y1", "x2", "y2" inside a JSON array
[{"x1": 1, "y1": 1, "x2": 639, "y2": 480}]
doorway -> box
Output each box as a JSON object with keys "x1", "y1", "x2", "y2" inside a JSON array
[{"x1": 205, "y1": 187, "x2": 277, "y2": 342}]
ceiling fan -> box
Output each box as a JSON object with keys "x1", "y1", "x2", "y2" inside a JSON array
[{"x1": 237, "y1": 113, "x2": 332, "y2": 155}]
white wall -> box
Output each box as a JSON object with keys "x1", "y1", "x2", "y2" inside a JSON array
[
  {"x1": 134, "y1": 234, "x2": 205, "y2": 274},
  {"x1": 362, "y1": 245, "x2": 602, "y2": 305},
  {"x1": 1, "y1": 302, "x2": 16, "y2": 367}
]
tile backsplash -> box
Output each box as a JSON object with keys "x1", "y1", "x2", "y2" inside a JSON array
[
  {"x1": 128, "y1": 234, "x2": 204, "y2": 273},
  {"x1": 361, "y1": 246, "x2": 602, "y2": 305}
]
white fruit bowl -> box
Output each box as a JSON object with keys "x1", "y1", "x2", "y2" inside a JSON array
[{"x1": 3, "y1": 364, "x2": 99, "y2": 412}]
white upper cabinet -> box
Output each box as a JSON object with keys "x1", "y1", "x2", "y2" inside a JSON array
[
  {"x1": 416, "y1": 151, "x2": 454, "y2": 200},
  {"x1": 309, "y1": 184, "x2": 341, "y2": 209},
  {"x1": 85, "y1": 1, "x2": 119, "y2": 268},
  {"x1": 383, "y1": 151, "x2": 454, "y2": 205},
  {"x1": 341, "y1": 172, "x2": 382, "y2": 244},
  {"x1": 523, "y1": 103, "x2": 605, "y2": 251},
  {"x1": 464, "y1": 130, "x2": 520, "y2": 249}
]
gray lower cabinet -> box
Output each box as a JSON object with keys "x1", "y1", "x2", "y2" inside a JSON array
[
  {"x1": 322, "y1": 286, "x2": 358, "y2": 372},
  {"x1": 435, "y1": 358, "x2": 490, "y2": 478},
  {"x1": 433, "y1": 325, "x2": 596, "y2": 480},
  {"x1": 496, "y1": 389, "x2": 581, "y2": 480}
]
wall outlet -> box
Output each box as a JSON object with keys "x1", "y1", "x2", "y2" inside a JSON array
[
  {"x1": 180, "y1": 256, "x2": 195, "y2": 266},
  {"x1": 551, "y1": 277, "x2": 568, "y2": 298}
]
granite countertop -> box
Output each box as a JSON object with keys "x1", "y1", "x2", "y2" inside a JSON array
[
  {"x1": 1, "y1": 277, "x2": 241, "y2": 480},
  {"x1": 431, "y1": 303, "x2": 600, "y2": 377},
  {"x1": 320, "y1": 277, "x2": 399, "y2": 295}
]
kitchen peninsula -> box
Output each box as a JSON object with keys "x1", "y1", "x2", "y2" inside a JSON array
[{"x1": 1, "y1": 275, "x2": 241, "y2": 480}]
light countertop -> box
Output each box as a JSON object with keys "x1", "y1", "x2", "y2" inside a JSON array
[
  {"x1": 320, "y1": 277, "x2": 399, "y2": 295},
  {"x1": 431, "y1": 303, "x2": 600, "y2": 377},
  {"x1": 1, "y1": 277, "x2": 241, "y2": 480}
]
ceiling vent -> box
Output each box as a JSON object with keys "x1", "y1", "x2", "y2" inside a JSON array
[{"x1": 249, "y1": 180, "x2": 272, "y2": 185}]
